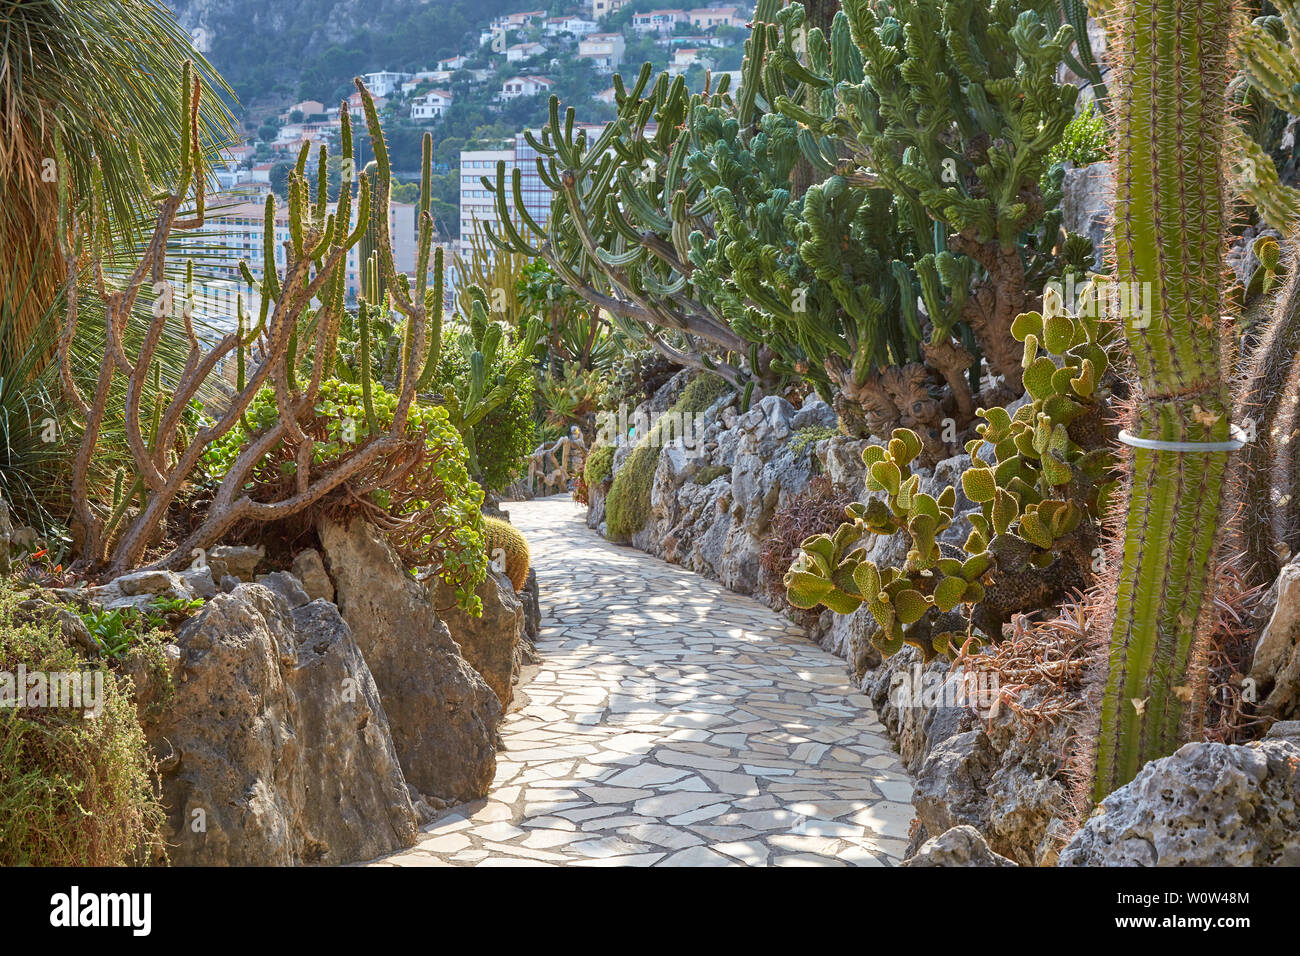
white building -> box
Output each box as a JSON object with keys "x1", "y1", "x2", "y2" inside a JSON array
[
  {"x1": 437, "y1": 54, "x2": 471, "y2": 71},
  {"x1": 400, "y1": 70, "x2": 453, "y2": 94},
  {"x1": 688, "y1": 6, "x2": 747, "y2": 29},
  {"x1": 361, "y1": 71, "x2": 411, "y2": 97},
  {"x1": 410, "y1": 89, "x2": 454, "y2": 121},
  {"x1": 668, "y1": 47, "x2": 714, "y2": 76},
  {"x1": 632, "y1": 9, "x2": 688, "y2": 33},
  {"x1": 579, "y1": 33, "x2": 626, "y2": 71},
  {"x1": 498, "y1": 75, "x2": 554, "y2": 100},
  {"x1": 506, "y1": 41, "x2": 547, "y2": 63},
  {"x1": 178, "y1": 195, "x2": 418, "y2": 330},
  {"x1": 544, "y1": 16, "x2": 598, "y2": 36}
]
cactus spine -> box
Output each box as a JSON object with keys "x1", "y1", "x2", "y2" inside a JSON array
[{"x1": 1092, "y1": 0, "x2": 1236, "y2": 801}]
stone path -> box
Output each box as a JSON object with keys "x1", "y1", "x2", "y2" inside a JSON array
[{"x1": 372, "y1": 495, "x2": 913, "y2": 867}]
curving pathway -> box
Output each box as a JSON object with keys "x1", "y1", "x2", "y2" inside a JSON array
[{"x1": 371, "y1": 495, "x2": 914, "y2": 867}]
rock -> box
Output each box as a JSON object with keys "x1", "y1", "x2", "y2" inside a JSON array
[
  {"x1": 89, "y1": 569, "x2": 197, "y2": 611},
  {"x1": 255, "y1": 571, "x2": 311, "y2": 609},
  {"x1": 434, "y1": 569, "x2": 524, "y2": 709},
  {"x1": 144, "y1": 583, "x2": 419, "y2": 865},
  {"x1": 1060, "y1": 740, "x2": 1300, "y2": 866},
  {"x1": 291, "y1": 549, "x2": 334, "y2": 603},
  {"x1": 1250, "y1": 559, "x2": 1300, "y2": 719},
  {"x1": 116, "y1": 569, "x2": 186, "y2": 597},
  {"x1": 520, "y1": 568, "x2": 541, "y2": 647},
  {"x1": 1062, "y1": 161, "x2": 1114, "y2": 270},
  {"x1": 179, "y1": 566, "x2": 217, "y2": 599},
  {"x1": 16, "y1": 598, "x2": 99, "y2": 657},
  {"x1": 902, "y1": 825, "x2": 1018, "y2": 867},
  {"x1": 1266, "y1": 720, "x2": 1300, "y2": 745},
  {"x1": 910, "y1": 729, "x2": 998, "y2": 849},
  {"x1": 207, "y1": 544, "x2": 264, "y2": 582},
  {"x1": 319, "y1": 516, "x2": 500, "y2": 803},
  {"x1": 792, "y1": 398, "x2": 838, "y2": 431}
]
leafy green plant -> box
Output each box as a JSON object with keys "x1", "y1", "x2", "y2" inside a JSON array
[
  {"x1": 203, "y1": 378, "x2": 487, "y2": 611},
  {"x1": 1048, "y1": 101, "x2": 1110, "y2": 168}
]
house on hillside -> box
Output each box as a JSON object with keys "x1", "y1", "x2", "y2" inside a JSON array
[
  {"x1": 668, "y1": 47, "x2": 714, "y2": 75},
  {"x1": 632, "y1": 9, "x2": 688, "y2": 33},
  {"x1": 579, "y1": 33, "x2": 626, "y2": 71},
  {"x1": 437, "y1": 54, "x2": 471, "y2": 71},
  {"x1": 409, "y1": 89, "x2": 454, "y2": 121},
  {"x1": 279, "y1": 100, "x2": 325, "y2": 121},
  {"x1": 401, "y1": 70, "x2": 453, "y2": 94},
  {"x1": 585, "y1": 0, "x2": 631, "y2": 18},
  {"x1": 498, "y1": 75, "x2": 554, "y2": 100},
  {"x1": 361, "y1": 71, "x2": 410, "y2": 97},
  {"x1": 507, "y1": 41, "x2": 548, "y2": 63},
  {"x1": 688, "y1": 6, "x2": 746, "y2": 29},
  {"x1": 545, "y1": 16, "x2": 598, "y2": 36}
]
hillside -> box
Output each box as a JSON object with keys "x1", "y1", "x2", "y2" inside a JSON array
[{"x1": 165, "y1": 0, "x2": 540, "y2": 117}]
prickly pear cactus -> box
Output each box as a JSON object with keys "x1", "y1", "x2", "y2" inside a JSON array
[{"x1": 786, "y1": 282, "x2": 1117, "y2": 659}]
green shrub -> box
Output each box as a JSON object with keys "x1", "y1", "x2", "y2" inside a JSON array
[
  {"x1": 202, "y1": 379, "x2": 487, "y2": 612},
  {"x1": 0, "y1": 585, "x2": 164, "y2": 865},
  {"x1": 673, "y1": 372, "x2": 733, "y2": 417},
  {"x1": 1049, "y1": 101, "x2": 1109, "y2": 168},
  {"x1": 583, "y1": 444, "x2": 616, "y2": 487},
  {"x1": 694, "y1": 464, "x2": 731, "y2": 485},
  {"x1": 431, "y1": 328, "x2": 538, "y2": 493},
  {"x1": 605, "y1": 442, "x2": 660, "y2": 540},
  {"x1": 789, "y1": 425, "x2": 838, "y2": 457}
]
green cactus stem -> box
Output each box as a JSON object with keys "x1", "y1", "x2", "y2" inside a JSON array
[{"x1": 1092, "y1": 0, "x2": 1236, "y2": 801}]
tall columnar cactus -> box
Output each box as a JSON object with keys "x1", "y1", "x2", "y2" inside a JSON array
[
  {"x1": 56, "y1": 73, "x2": 463, "y2": 577},
  {"x1": 1091, "y1": 0, "x2": 1236, "y2": 801}
]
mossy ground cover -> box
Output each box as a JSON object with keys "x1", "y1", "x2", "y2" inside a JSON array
[{"x1": 604, "y1": 372, "x2": 734, "y2": 540}]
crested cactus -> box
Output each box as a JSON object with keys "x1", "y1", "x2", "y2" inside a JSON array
[
  {"x1": 785, "y1": 282, "x2": 1117, "y2": 659},
  {"x1": 483, "y1": 515, "x2": 531, "y2": 591},
  {"x1": 1091, "y1": 0, "x2": 1236, "y2": 801}
]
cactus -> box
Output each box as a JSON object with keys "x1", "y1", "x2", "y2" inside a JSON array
[
  {"x1": 484, "y1": 0, "x2": 1088, "y2": 452},
  {"x1": 483, "y1": 515, "x2": 530, "y2": 591},
  {"x1": 1090, "y1": 0, "x2": 1236, "y2": 801},
  {"x1": 1234, "y1": 1, "x2": 1300, "y2": 231},
  {"x1": 785, "y1": 281, "x2": 1117, "y2": 658},
  {"x1": 56, "y1": 73, "x2": 485, "y2": 607}
]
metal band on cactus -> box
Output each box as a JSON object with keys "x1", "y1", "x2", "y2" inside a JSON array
[{"x1": 1116, "y1": 425, "x2": 1248, "y2": 453}]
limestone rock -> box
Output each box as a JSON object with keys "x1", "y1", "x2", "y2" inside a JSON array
[
  {"x1": 1060, "y1": 740, "x2": 1300, "y2": 866},
  {"x1": 318, "y1": 516, "x2": 500, "y2": 803},
  {"x1": 1251, "y1": 559, "x2": 1300, "y2": 720},
  {"x1": 1062, "y1": 161, "x2": 1114, "y2": 269},
  {"x1": 435, "y1": 569, "x2": 524, "y2": 709},
  {"x1": 208, "y1": 543, "x2": 265, "y2": 582},
  {"x1": 144, "y1": 584, "x2": 419, "y2": 865},
  {"x1": 291, "y1": 548, "x2": 334, "y2": 603},
  {"x1": 902, "y1": 825, "x2": 1018, "y2": 867}
]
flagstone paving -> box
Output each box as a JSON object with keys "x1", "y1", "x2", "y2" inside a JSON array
[{"x1": 371, "y1": 495, "x2": 914, "y2": 867}]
